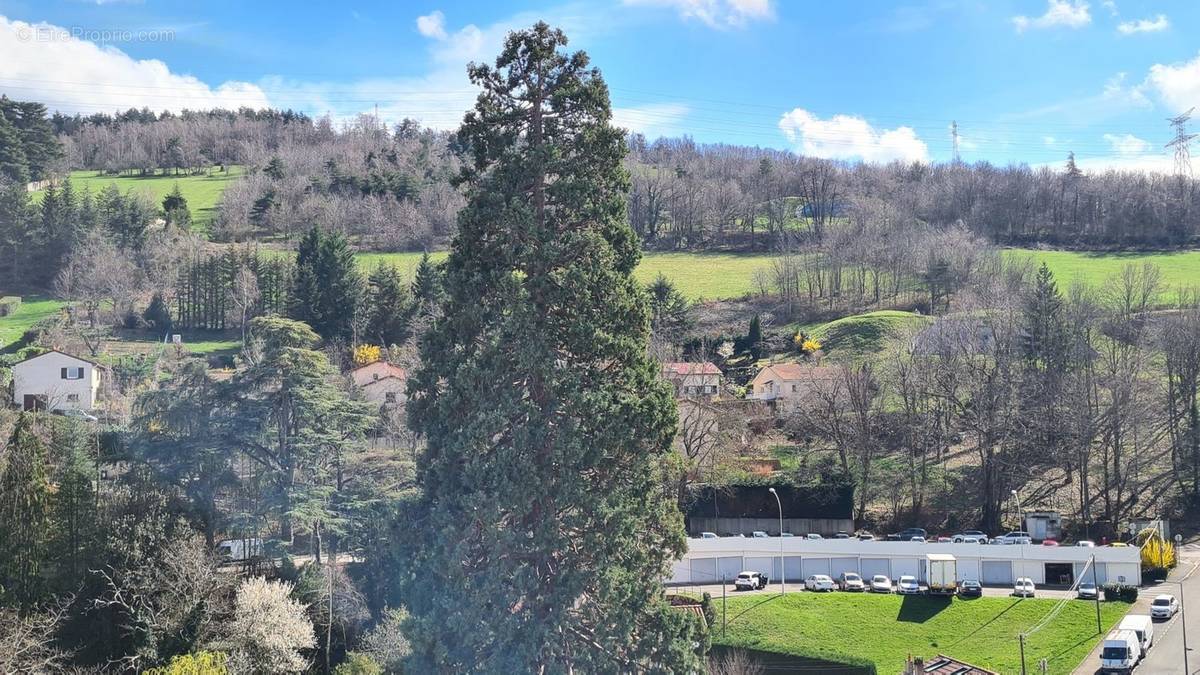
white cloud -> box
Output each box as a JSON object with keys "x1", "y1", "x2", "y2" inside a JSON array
[
  {"x1": 778, "y1": 108, "x2": 928, "y2": 163},
  {"x1": 1043, "y1": 136, "x2": 1058, "y2": 147},
  {"x1": 1068, "y1": 153, "x2": 1172, "y2": 173},
  {"x1": 1145, "y1": 52, "x2": 1200, "y2": 113},
  {"x1": 1103, "y1": 132, "x2": 1150, "y2": 155},
  {"x1": 0, "y1": 16, "x2": 268, "y2": 115},
  {"x1": 1117, "y1": 14, "x2": 1168, "y2": 34},
  {"x1": 622, "y1": 0, "x2": 774, "y2": 29},
  {"x1": 1101, "y1": 0, "x2": 1118, "y2": 16},
  {"x1": 1012, "y1": 0, "x2": 1091, "y2": 32},
  {"x1": 416, "y1": 10, "x2": 448, "y2": 40},
  {"x1": 1102, "y1": 72, "x2": 1151, "y2": 108},
  {"x1": 612, "y1": 102, "x2": 690, "y2": 138}
]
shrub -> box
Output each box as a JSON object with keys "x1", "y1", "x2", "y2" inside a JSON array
[
  {"x1": 333, "y1": 653, "x2": 383, "y2": 675},
  {"x1": 143, "y1": 651, "x2": 229, "y2": 675},
  {"x1": 1103, "y1": 583, "x2": 1138, "y2": 603},
  {"x1": 226, "y1": 577, "x2": 315, "y2": 674},
  {"x1": 0, "y1": 296, "x2": 20, "y2": 317}
]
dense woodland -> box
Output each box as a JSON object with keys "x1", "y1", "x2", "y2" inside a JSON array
[{"x1": 1, "y1": 24, "x2": 1200, "y2": 672}]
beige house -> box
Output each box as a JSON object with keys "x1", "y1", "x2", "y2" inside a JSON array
[
  {"x1": 661, "y1": 362, "x2": 722, "y2": 399},
  {"x1": 350, "y1": 361, "x2": 408, "y2": 408},
  {"x1": 11, "y1": 350, "x2": 103, "y2": 412},
  {"x1": 749, "y1": 362, "x2": 839, "y2": 413}
]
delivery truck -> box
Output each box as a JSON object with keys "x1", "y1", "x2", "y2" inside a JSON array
[{"x1": 926, "y1": 553, "x2": 958, "y2": 595}]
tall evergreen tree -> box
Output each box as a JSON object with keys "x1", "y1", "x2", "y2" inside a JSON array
[
  {"x1": 647, "y1": 273, "x2": 693, "y2": 348},
  {"x1": 746, "y1": 313, "x2": 762, "y2": 359},
  {"x1": 408, "y1": 252, "x2": 444, "y2": 325},
  {"x1": 0, "y1": 414, "x2": 51, "y2": 607},
  {"x1": 365, "y1": 262, "x2": 411, "y2": 347},
  {"x1": 401, "y1": 23, "x2": 700, "y2": 672},
  {"x1": 289, "y1": 227, "x2": 365, "y2": 342},
  {"x1": 162, "y1": 183, "x2": 191, "y2": 228},
  {"x1": 0, "y1": 111, "x2": 29, "y2": 184}
]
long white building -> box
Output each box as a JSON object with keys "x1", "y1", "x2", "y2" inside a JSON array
[{"x1": 670, "y1": 538, "x2": 1141, "y2": 588}]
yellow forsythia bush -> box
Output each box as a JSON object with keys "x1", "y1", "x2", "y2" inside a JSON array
[{"x1": 353, "y1": 344, "x2": 382, "y2": 366}]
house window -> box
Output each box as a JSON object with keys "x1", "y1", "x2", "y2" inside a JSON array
[
  {"x1": 791, "y1": 384, "x2": 798, "y2": 392},
  {"x1": 706, "y1": 385, "x2": 717, "y2": 394},
  {"x1": 67, "y1": 394, "x2": 80, "y2": 402},
  {"x1": 385, "y1": 392, "x2": 397, "y2": 403},
  {"x1": 61, "y1": 366, "x2": 85, "y2": 380}
]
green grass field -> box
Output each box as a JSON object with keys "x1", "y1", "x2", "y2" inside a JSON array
[
  {"x1": 0, "y1": 296, "x2": 67, "y2": 352},
  {"x1": 808, "y1": 310, "x2": 932, "y2": 362},
  {"x1": 712, "y1": 592, "x2": 1128, "y2": 675},
  {"x1": 33, "y1": 167, "x2": 245, "y2": 234},
  {"x1": 356, "y1": 251, "x2": 775, "y2": 301},
  {"x1": 1004, "y1": 248, "x2": 1200, "y2": 302}
]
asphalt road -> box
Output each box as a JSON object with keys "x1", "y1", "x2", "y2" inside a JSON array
[{"x1": 1075, "y1": 550, "x2": 1200, "y2": 674}]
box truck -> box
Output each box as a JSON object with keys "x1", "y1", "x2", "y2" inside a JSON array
[{"x1": 926, "y1": 553, "x2": 958, "y2": 595}]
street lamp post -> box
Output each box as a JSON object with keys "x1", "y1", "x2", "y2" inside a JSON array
[
  {"x1": 1011, "y1": 489, "x2": 1026, "y2": 580},
  {"x1": 1169, "y1": 534, "x2": 1189, "y2": 675},
  {"x1": 769, "y1": 487, "x2": 784, "y2": 595}
]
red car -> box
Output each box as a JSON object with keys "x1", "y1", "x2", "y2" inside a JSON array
[{"x1": 1041, "y1": 539, "x2": 1060, "y2": 547}]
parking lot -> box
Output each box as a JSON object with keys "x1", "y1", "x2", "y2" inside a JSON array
[{"x1": 681, "y1": 580, "x2": 1084, "y2": 601}]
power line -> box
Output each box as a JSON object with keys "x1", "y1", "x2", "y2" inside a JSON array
[{"x1": 1166, "y1": 108, "x2": 1197, "y2": 179}]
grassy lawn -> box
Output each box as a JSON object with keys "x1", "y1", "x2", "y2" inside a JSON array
[
  {"x1": 355, "y1": 251, "x2": 775, "y2": 301},
  {"x1": 808, "y1": 310, "x2": 933, "y2": 362},
  {"x1": 0, "y1": 296, "x2": 67, "y2": 351},
  {"x1": 712, "y1": 592, "x2": 1128, "y2": 675},
  {"x1": 33, "y1": 167, "x2": 245, "y2": 234},
  {"x1": 1005, "y1": 248, "x2": 1200, "y2": 302}
]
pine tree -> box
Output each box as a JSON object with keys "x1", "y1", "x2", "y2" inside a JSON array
[
  {"x1": 289, "y1": 227, "x2": 364, "y2": 342},
  {"x1": 746, "y1": 314, "x2": 762, "y2": 359},
  {"x1": 1022, "y1": 262, "x2": 1069, "y2": 371},
  {"x1": 0, "y1": 110, "x2": 29, "y2": 184},
  {"x1": 408, "y1": 252, "x2": 443, "y2": 324},
  {"x1": 401, "y1": 23, "x2": 701, "y2": 672},
  {"x1": 49, "y1": 419, "x2": 97, "y2": 588},
  {"x1": 365, "y1": 262, "x2": 410, "y2": 347},
  {"x1": 648, "y1": 273, "x2": 693, "y2": 348},
  {"x1": 162, "y1": 183, "x2": 192, "y2": 228},
  {"x1": 0, "y1": 414, "x2": 51, "y2": 607}
]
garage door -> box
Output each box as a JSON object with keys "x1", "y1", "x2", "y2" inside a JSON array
[
  {"x1": 784, "y1": 556, "x2": 804, "y2": 581},
  {"x1": 958, "y1": 560, "x2": 980, "y2": 583},
  {"x1": 892, "y1": 558, "x2": 919, "y2": 579},
  {"x1": 717, "y1": 556, "x2": 743, "y2": 583},
  {"x1": 745, "y1": 556, "x2": 779, "y2": 581},
  {"x1": 982, "y1": 560, "x2": 1013, "y2": 585},
  {"x1": 670, "y1": 559, "x2": 690, "y2": 584},
  {"x1": 829, "y1": 557, "x2": 859, "y2": 579},
  {"x1": 691, "y1": 558, "x2": 717, "y2": 585},
  {"x1": 802, "y1": 557, "x2": 831, "y2": 578},
  {"x1": 860, "y1": 558, "x2": 890, "y2": 580}
]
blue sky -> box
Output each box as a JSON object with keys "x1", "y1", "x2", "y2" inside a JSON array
[{"x1": 2, "y1": 0, "x2": 1200, "y2": 171}]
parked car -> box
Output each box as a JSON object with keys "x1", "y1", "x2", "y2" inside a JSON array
[
  {"x1": 897, "y1": 575, "x2": 922, "y2": 595},
  {"x1": 734, "y1": 571, "x2": 768, "y2": 591},
  {"x1": 780, "y1": 532, "x2": 795, "y2": 537},
  {"x1": 216, "y1": 538, "x2": 264, "y2": 563},
  {"x1": 1151, "y1": 594, "x2": 1180, "y2": 620},
  {"x1": 752, "y1": 531, "x2": 769, "y2": 538},
  {"x1": 959, "y1": 579, "x2": 983, "y2": 598},
  {"x1": 1041, "y1": 539, "x2": 1060, "y2": 547},
  {"x1": 700, "y1": 532, "x2": 718, "y2": 539},
  {"x1": 857, "y1": 532, "x2": 876, "y2": 541},
  {"x1": 870, "y1": 574, "x2": 893, "y2": 593},
  {"x1": 1100, "y1": 629, "x2": 1141, "y2": 674},
  {"x1": 890, "y1": 527, "x2": 928, "y2": 541},
  {"x1": 53, "y1": 408, "x2": 100, "y2": 423},
  {"x1": 953, "y1": 530, "x2": 990, "y2": 544},
  {"x1": 996, "y1": 531, "x2": 1033, "y2": 545},
  {"x1": 1076, "y1": 540, "x2": 1096, "y2": 547},
  {"x1": 838, "y1": 572, "x2": 865, "y2": 591},
  {"x1": 1013, "y1": 577, "x2": 1036, "y2": 597},
  {"x1": 804, "y1": 574, "x2": 836, "y2": 592},
  {"x1": 935, "y1": 536, "x2": 953, "y2": 543},
  {"x1": 1109, "y1": 542, "x2": 1129, "y2": 547},
  {"x1": 833, "y1": 532, "x2": 852, "y2": 539},
  {"x1": 1118, "y1": 615, "x2": 1153, "y2": 653},
  {"x1": 1077, "y1": 581, "x2": 1099, "y2": 600},
  {"x1": 910, "y1": 536, "x2": 927, "y2": 543},
  {"x1": 806, "y1": 533, "x2": 823, "y2": 540}
]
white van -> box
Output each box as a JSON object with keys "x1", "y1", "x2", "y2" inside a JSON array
[
  {"x1": 1099, "y1": 629, "x2": 1141, "y2": 673},
  {"x1": 216, "y1": 537, "x2": 264, "y2": 562},
  {"x1": 1118, "y1": 614, "x2": 1153, "y2": 653}
]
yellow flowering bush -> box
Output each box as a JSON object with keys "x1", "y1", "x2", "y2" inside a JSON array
[{"x1": 353, "y1": 344, "x2": 382, "y2": 366}]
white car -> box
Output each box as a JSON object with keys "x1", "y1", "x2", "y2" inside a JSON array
[
  {"x1": 897, "y1": 575, "x2": 921, "y2": 595},
  {"x1": 780, "y1": 532, "x2": 795, "y2": 538},
  {"x1": 1077, "y1": 581, "x2": 1099, "y2": 600},
  {"x1": 751, "y1": 531, "x2": 769, "y2": 538},
  {"x1": 839, "y1": 572, "x2": 865, "y2": 591},
  {"x1": 1076, "y1": 540, "x2": 1096, "y2": 548},
  {"x1": 1151, "y1": 594, "x2": 1180, "y2": 620},
  {"x1": 870, "y1": 574, "x2": 893, "y2": 593},
  {"x1": 1013, "y1": 577, "x2": 1036, "y2": 597},
  {"x1": 910, "y1": 536, "x2": 927, "y2": 543},
  {"x1": 734, "y1": 571, "x2": 767, "y2": 591},
  {"x1": 997, "y1": 531, "x2": 1033, "y2": 545},
  {"x1": 804, "y1": 574, "x2": 836, "y2": 592},
  {"x1": 700, "y1": 532, "x2": 718, "y2": 539},
  {"x1": 806, "y1": 533, "x2": 823, "y2": 540}
]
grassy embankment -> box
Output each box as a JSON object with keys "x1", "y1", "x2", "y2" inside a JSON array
[{"x1": 712, "y1": 592, "x2": 1129, "y2": 675}]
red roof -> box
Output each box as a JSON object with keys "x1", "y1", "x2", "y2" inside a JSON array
[
  {"x1": 661, "y1": 362, "x2": 722, "y2": 377},
  {"x1": 760, "y1": 363, "x2": 838, "y2": 381}
]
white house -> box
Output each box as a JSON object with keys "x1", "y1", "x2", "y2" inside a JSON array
[
  {"x1": 661, "y1": 362, "x2": 722, "y2": 399},
  {"x1": 350, "y1": 360, "x2": 407, "y2": 408},
  {"x1": 11, "y1": 350, "x2": 103, "y2": 412},
  {"x1": 749, "y1": 362, "x2": 839, "y2": 413}
]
